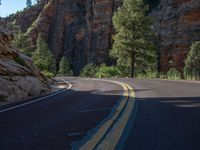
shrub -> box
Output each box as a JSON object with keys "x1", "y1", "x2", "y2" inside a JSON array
[
  {"x1": 136, "y1": 71, "x2": 159, "y2": 78},
  {"x1": 166, "y1": 68, "x2": 181, "y2": 80},
  {"x1": 80, "y1": 63, "x2": 98, "y2": 77},
  {"x1": 95, "y1": 64, "x2": 122, "y2": 78},
  {"x1": 58, "y1": 57, "x2": 73, "y2": 76},
  {"x1": 32, "y1": 34, "x2": 55, "y2": 72},
  {"x1": 14, "y1": 56, "x2": 26, "y2": 67},
  {"x1": 12, "y1": 31, "x2": 32, "y2": 56},
  {"x1": 184, "y1": 41, "x2": 200, "y2": 80},
  {"x1": 42, "y1": 70, "x2": 55, "y2": 78}
]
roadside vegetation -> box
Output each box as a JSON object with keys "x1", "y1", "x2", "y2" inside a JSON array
[
  {"x1": 7, "y1": 0, "x2": 200, "y2": 80},
  {"x1": 32, "y1": 34, "x2": 55, "y2": 76},
  {"x1": 12, "y1": 31, "x2": 32, "y2": 56},
  {"x1": 58, "y1": 57, "x2": 73, "y2": 76},
  {"x1": 184, "y1": 41, "x2": 200, "y2": 80},
  {"x1": 110, "y1": 0, "x2": 157, "y2": 78}
]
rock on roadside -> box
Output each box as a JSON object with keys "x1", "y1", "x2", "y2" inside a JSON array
[{"x1": 0, "y1": 27, "x2": 50, "y2": 105}]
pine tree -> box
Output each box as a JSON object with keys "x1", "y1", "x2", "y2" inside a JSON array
[
  {"x1": 184, "y1": 41, "x2": 200, "y2": 80},
  {"x1": 33, "y1": 34, "x2": 55, "y2": 72},
  {"x1": 58, "y1": 57, "x2": 72, "y2": 76},
  {"x1": 110, "y1": 0, "x2": 157, "y2": 77},
  {"x1": 26, "y1": 0, "x2": 32, "y2": 7},
  {"x1": 12, "y1": 31, "x2": 32, "y2": 56}
]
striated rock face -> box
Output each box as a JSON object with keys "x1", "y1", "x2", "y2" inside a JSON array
[
  {"x1": 0, "y1": 2, "x2": 46, "y2": 32},
  {"x1": 0, "y1": 27, "x2": 49, "y2": 104},
  {"x1": 26, "y1": 0, "x2": 122, "y2": 74},
  {"x1": 2, "y1": 0, "x2": 200, "y2": 74},
  {"x1": 150, "y1": 0, "x2": 200, "y2": 73}
]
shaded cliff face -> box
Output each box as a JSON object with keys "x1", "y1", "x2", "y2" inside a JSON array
[
  {"x1": 150, "y1": 0, "x2": 200, "y2": 72},
  {"x1": 0, "y1": 27, "x2": 49, "y2": 104},
  {"x1": 2, "y1": 0, "x2": 200, "y2": 74},
  {"x1": 26, "y1": 0, "x2": 122, "y2": 74}
]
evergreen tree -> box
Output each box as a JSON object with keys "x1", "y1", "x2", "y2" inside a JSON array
[
  {"x1": 110, "y1": 0, "x2": 157, "y2": 77},
  {"x1": 58, "y1": 57, "x2": 72, "y2": 76},
  {"x1": 184, "y1": 41, "x2": 200, "y2": 80},
  {"x1": 26, "y1": 0, "x2": 32, "y2": 7},
  {"x1": 33, "y1": 34, "x2": 55, "y2": 72},
  {"x1": 80, "y1": 63, "x2": 98, "y2": 77},
  {"x1": 12, "y1": 31, "x2": 32, "y2": 56}
]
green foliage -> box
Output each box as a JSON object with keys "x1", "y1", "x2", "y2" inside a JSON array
[
  {"x1": 12, "y1": 31, "x2": 32, "y2": 56},
  {"x1": 80, "y1": 63, "x2": 98, "y2": 77},
  {"x1": 116, "y1": 66, "x2": 130, "y2": 77},
  {"x1": 166, "y1": 68, "x2": 181, "y2": 80},
  {"x1": 110, "y1": 0, "x2": 157, "y2": 77},
  {"x1": 58, "y1": 57, "x2": 73, "y2": 76},
  {"x1": 32, "y1": 34, "x2": 55, "y2": 72},
  {"x1": 42, "y1": 70, "x2": 55, "y2": 78},
  {"x1": 136, "y1": 71, "x2": 159, "y2": 78},
  {"x1": 14, "y1": 56, "x2": 26, "y2": 67},
  {"x1": 27, "y1": 20, "x2": 37, "y2": 33},
  {"x1": 26, "y1": 0, "x2": 32, "y2": 7},
  {"x1": 184, "y1": 41, "x2": 200, "y2": 80},
  {"x1": 95, "y1": 64, "x2": 122, "y2": 78}
]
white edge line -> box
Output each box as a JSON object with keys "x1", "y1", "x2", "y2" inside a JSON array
[{"x1": 0, "y1": 78, "x2": 72, "y2": 113}]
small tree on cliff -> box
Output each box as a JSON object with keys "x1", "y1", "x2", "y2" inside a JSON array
[
  {"x1": 184, "y1": 41, "x2": 200, "y2": 80},
  {"x1": 26, "y1": 0, "x2": 32, "y2": 7},
  {"x1": 33, "y1": 34, "x2": 55, "y2": 72},
  {"x1": 12, "y1": 31, "x2": 32, "y2": 56},
  {"x1": 110, "y1": 0, "x2": 157, "y2": 77},
  {"x1": 58, "y1": 57, "x2": 73, "y2": 76}
]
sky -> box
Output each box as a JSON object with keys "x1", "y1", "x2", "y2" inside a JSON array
[{"x1": 0, "y1": 0, "x2": 37, "y2": 17}]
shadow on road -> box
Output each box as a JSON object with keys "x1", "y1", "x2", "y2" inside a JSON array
[
  {"x1": 0, "y1": 88, "x2": 126, "y2": 150},
  {"x1": 124, "y1": 89, "x2": 200, "y2": 150}
]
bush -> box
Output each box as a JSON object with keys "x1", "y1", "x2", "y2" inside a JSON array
[
  {"x1": 32, "y1": 34, "x2": 55, "y2": 72},
  {"x1": 12, "y1": 31, "x2": 32, "y2": 57},
  {"x1": 42, "y1": 70, "x2": 55, "y2": 78},
  {"x1": 95, "y1": 64, "x2": 121, "y2": 78},
  {"x1": 58, "y1": 57, "x2": 73, "y2": 76},
  {"x1": 80, "y1": 63, "x2": 98, "y2": 77},
  {"x1": 136, "y1": 71, "x2": 159, "y2": 78},
  {"x1": 184, "y1": 41, "x2": 200, "y2": 80},
  {"x1": 166, "y1": 68, "x2": 181, "y2": 80},
  {"x1": 14, "y1": 56, "x2": 26, "y2": 67}
]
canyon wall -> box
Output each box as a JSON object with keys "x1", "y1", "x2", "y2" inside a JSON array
[
  {"x1": 1, "y1": 0, "x2": 200, "y2": 74},
  {"x1": 26, "y1": 0, "x2": 123, "y2": 74},
  {"x1": 150, "y1": 0, "x2": 200, "y2": 72}
]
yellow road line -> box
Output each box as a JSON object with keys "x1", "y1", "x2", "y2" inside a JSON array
[{"x1": 76, "y1": 79, "x2": 136, "y2": 150}]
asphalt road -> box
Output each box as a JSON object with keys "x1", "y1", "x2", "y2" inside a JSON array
[
  {"x1": 1, "y1": 78, "x2": 200, "y2": 150},
  {"x1": 0, "y1": 78, "x2": 122, "y2": 150},
  {"x1": 117, "y1": 78, "x2": 200, "y2": 150}
]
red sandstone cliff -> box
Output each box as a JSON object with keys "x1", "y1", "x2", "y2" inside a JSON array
[
  {"x1": 1, "y1": 0, "x2": 200, "y2": 74},
  {"x1": 150, "y1": 0, "x2": 200, "y2": 73}
]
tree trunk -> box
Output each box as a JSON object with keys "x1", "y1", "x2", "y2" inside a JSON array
[{"x1": 130, "y1": 51, "x2": 135, "y2": 78}]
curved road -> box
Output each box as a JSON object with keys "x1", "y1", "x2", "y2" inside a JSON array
[
  {"x1": 1, "y1": 78, "x2": 200, "y2": 150},
  {"x1": 0, "y1": 78, "x2": 122, "y2": 150},
  {"x1": 117, "y1": 78, "x2": 200, "y2": 150}
]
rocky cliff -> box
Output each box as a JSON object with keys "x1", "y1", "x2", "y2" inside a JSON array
[
  {"x1": 0, "y1": 27, "x2": 49, "y2": 104},
  {"x1": 150, "y1": 0, "x2": 200, "y2": 73},
  {"x1": 1, "y1": 0, "x2": 200, "y2": 74},
  {"x1": 1, "y1": 0, "x2": 123, "y2": 74}
]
